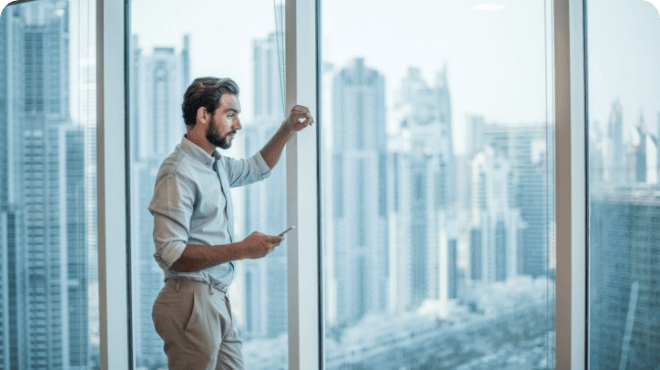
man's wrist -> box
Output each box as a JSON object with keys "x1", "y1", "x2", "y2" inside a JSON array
[
  {"x1": 232, "y1": 240, "x2": 247, "y2": 261},
  {"x1": 281, "y1": 120, "x2": 292, "y2": 134}
]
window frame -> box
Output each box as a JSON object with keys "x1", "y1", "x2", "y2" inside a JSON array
[
  {"x1": 554, "y1": 0, "x2": 587, "y2": 369},
  {"x1": 96, "y1": 0, "x2": 131, "y2": 369},
  {"x1": 285, "y1": 0, "x2": 322, "y2": 368},
  {"x1": 91, "y1": 0, "x2": 589, "y2": 368},
  {"x1": 0, "y1": 0, "x2": 588, "y2": 367}
]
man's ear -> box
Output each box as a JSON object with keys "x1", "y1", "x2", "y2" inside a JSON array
[{"x1": 196, "y1": 106, "x2": 210, "y2": 127}]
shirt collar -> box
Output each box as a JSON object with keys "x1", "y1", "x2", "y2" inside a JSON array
[{"x1": 180, "y1": 135, "x2": 221, "y2": 168}]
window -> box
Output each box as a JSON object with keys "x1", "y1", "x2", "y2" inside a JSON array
[
  {"x1": 128, "y1": 1, "x2": 289, "y2": 369},
  {"x1": 321, "y1": 0, "x2": 556, "y2": 368},
  {"x1": 586, "y1": 1, "x2": 660, "y2": 368},
  {"x1": 0, "y1": 0, "x2": 99, "y2": 368},
  {"x1": 10, "y1": 0, "x2": 656, "y2": 368}
]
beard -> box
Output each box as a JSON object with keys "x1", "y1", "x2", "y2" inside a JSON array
[{"x1": 206, "y1": 120, "x2": 234, "y2": 149}]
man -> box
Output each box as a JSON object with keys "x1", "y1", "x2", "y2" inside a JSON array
[{"x1": 149, "y1": 77, "x2": 314, "y2": 369}]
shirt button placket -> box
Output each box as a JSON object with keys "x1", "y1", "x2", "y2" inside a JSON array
[{"x1": 213, "y1": 161, "x2": 233, "y2": 241}]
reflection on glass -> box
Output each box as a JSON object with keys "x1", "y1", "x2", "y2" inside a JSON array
[
  {"x1": 0, "y1": 0, "x2": 99, "y2": 368},
  {"x1": 587, "y1": 1, "x2": 660, "y2": 369},
  {"x1": 129, "y1": 1, "x2": 288, "y2": 369},
  {"x1": 322, "y1": 1, "x2": 555, "y2": 368}
]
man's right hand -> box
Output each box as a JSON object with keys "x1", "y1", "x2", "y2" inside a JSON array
[{"x1": 242, "y1": 231, "x2": 285, "y2": 259}]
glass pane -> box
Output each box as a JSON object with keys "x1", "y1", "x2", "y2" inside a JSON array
[
  {"x1": 321, "y1": 1, "x2": 556, "y2": 368},
  {"x1": 0, "y1": 0, "x2": 100, "y2": 368},
  {"x1": 129, "y1": 1, "x2": 288, "y2": 369},
  {"x1": 586, "y1": 1, "x2": 660, "y2": 369}
]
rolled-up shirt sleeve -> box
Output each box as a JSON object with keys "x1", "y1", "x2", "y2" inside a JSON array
[
  {"x1": 148, "y1": 172, "x2": 195, "y2": 271},
  {"x1": 226, "y1": 150, "x2": 272, "y2": 188}
]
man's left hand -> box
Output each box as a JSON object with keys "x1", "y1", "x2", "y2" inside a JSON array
[{"x1": 284, "y1": 105, "x2": 314, "y2": 132}]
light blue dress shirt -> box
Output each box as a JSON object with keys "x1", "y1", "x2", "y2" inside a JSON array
[{"x1": 149, "y1": 135, "x2": 272, "y2": 291}]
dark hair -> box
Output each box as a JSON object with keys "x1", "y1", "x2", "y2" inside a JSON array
[{"x1": 181, "y1": 77, "x2": 240, "y2": 127}]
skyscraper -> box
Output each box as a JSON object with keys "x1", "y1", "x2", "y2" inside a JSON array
[
  {"x1": 131, "y1": 159, "x2": 166, "y2": 368},
  {"x1": 629, "y1": 119, "x2": 658, "y2": 184},
  {"x1": 79, "y1": 48, "x2": 100, "y2": 364},
  {"x1": 240, "y1": 30, "x2": 288, "y2": 338},
  {"x1": 61, "y1": 124, "x2": 89, "y2": 369},
  {"x1": 604, "y1": 99, "x2": 624, "y2": 182},
  {"x1": 0, "y1": 8, "x2": 25, "y2": 368},
  {"x1": 332, "y1": 58, "x2": 388, "y2": 325},
  {"x1": 130, "y1": 36, "x2": 190, "y2": 368},
  {"x1": 479, "y1": 123, "x2": 554, "y2": 279},
  {"x1": 134, "y1": 43, "x2": 188, "y2": 161},
  {"x1": 388, "y1": 66, "x2": 456, "y2": 313},
  {"x1": 469, "y1": 148, "x2": 523, "y2": 283},
  {"x1": 0, "y1": 2, "x2": 97, "y2": 368},
  {"x1": 589, "y1": 192, "x2": 660, "y2": 370}
]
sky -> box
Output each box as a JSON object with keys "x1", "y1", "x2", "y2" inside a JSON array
[
  {"x1": 587, "y1": 0, "x2": 660, "y2": 142},
  {"x1": 131, "y1": 0, "x2": 278, "y2": 124},
  {"x1": 10, "y1": 0, "x2": 657, "y2": 155}
]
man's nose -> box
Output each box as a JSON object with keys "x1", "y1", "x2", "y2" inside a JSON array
[{"x1": 234, "y1": 118, "x2": 242, "y2": 131}]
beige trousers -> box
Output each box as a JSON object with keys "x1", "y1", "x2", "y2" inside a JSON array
[{"x1": 152, "y1": 279, "x2": 244, "y2": 370}]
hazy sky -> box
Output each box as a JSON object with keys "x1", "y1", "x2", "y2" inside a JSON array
[
  {"x1": 61, "y1": 0, "x2": 660, "y2": 154},
  {"x1": 131, "y1": 0, "x2": 278, "y2": 123},
  {"x1": 587, "y1": 0, "x2": 660, "y2": 142}
]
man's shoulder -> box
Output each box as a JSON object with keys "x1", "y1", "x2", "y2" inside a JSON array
[{"x1": 156, "y1": 147, "x2": 198, "y2": 182}]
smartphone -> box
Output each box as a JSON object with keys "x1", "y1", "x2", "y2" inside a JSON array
[{"x1": 278, "y1": 226, "x2": 295, "y2": 236}]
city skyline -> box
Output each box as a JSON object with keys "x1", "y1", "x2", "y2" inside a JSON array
[
  {"x1": 1, "y1": 0, "x2": 659, "y2": 369},
  {"x1": 128, "y1": 27, "x2": 560, "y2": 369},
  {"x1": 127, "y1": 0, "x2": 660, "y2": 156},
  {"x1": 1, "y1": 2, "x2": 95, "y2": 368}
]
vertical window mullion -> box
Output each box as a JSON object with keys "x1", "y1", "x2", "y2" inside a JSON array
[
  {"x1": 554, "y1": 0, "x2": 587, "y2": 368},
  {"x1": 96, "y1": 0, "x2": 130, "y2": 369},
  {"x1": 285, "y1": 0, "x2": 320, "y2": 369}
]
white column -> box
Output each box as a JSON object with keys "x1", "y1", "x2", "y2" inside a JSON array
[
  {"x1": 554, "y1": 0, "x2": 586, "y2": 368},
  {"x1": 96, "y1": 0, "x2": 130, "y2": 369},
  {"x1": 286, "y1": 0, "x2": 321, "y2": 368}
]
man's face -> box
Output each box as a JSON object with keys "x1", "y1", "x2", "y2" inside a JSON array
[{"x1": 206, "y1": 94, "x2": 242, "y2": 149}]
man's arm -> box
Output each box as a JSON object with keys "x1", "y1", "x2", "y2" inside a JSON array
[
  {"x1": 260, "y1": 122, "x2": 295, "y2": 169},
  {"x1": 260, "y1": 105, "x2": 314, "y2": 169},
  {"x1": 168, "y1": 232, "x2": 285, "y2": 272},
  {"x1": 168, "y1": 242, "x2": 246, "y2": 272}
]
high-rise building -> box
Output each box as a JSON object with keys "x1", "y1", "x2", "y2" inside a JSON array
[
  {"x1": 589, "y1": 120, "x2": 606, "y2": 184},
  {"x1": 0, "y1": 3, "x2": 20, "y2": 211},
  {"x1": 0, "y1": 2, "x2": 98, "y2": 368},
  {"x1": 133, "y1": 42, "x2": 188, "y2": 161},
  {"x1": 604, "y1": 99, "x2": 624, "y2": 181},
  {"x1": 388, "y1": 66, "x2": 456, "y2": 313},
  {"x1": 332, "y1": 58, "x2": 388, "y2": 325},
  {"x1": 469, "y1": 148, "x2": 523, "y2": 283},
  {"x1": 129, "y1": 35, "x2": 190, "y2": 368},
  {"x1": 253, "y1": 31, "x2": 285, "y2": 123},
  {"x1": 628, "y1": 120, "x2": 658, "y2": 184},
  {"x1": 242, "y1": 124, "x2": 288, "y2": 338},
  {"x1": 393, "y1": 66, "x2": 455, "y2": 206},
  {"x1": 61, "y1": 124, "x2": 90, "y2": 369},
  {"x1": 78, "y1": 49, "x2": 100, "y2": 363},
  {"x1": 0, "y1": 207, "x2": 28, "y2": 370},
  {"x1": 589, "y1": 193, "x2": 660, "y2": 370},
  {"x1": 0, "y1": 8, "x2": 24, "y2": 368},
  {"x1": 479, "y1": 123, "x2": 554, "y2": 279},
  {"x1": 131, "y1": 158, "x2": 166, "y2": 368},
  {"x1": 0, "y1": 6, "x2": 28, "y2": 347},
  {"x1": 240, "y1": 30, "x2": 288, "y2": 338}
]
